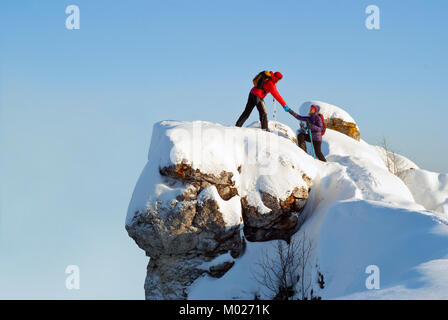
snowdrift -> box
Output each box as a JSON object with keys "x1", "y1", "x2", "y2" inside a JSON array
[{"x1": 401, "y1": 168, "x2": 448, "y2": 215}]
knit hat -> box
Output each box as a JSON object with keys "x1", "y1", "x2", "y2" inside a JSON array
[
  {"x1": 310, "y1": 104, "x2": 320, "y2": 113},
  {"x1": 274, "y1": 72, "x2": 283, "y2": 80}
]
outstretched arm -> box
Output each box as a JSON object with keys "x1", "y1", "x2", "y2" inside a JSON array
[
  {"x1": 288, "y1": 109, "x2": 306, "y2": 121},
  {"x1": 283, "y1": 106, "x2": 308, "y2": 122},
  {"x1": 265, "y1": 81, "x2": 287, "y2": 106}
]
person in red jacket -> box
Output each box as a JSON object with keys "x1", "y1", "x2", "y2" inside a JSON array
[{"x1": 236, "y1": 71, "x2": 289, "y2": 131}]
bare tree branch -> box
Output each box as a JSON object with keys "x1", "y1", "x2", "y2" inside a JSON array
[{"x1": 253, "y1": 232, "x2": 322, "y2": 300}]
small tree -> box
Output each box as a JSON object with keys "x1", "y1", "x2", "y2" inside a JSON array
[
  {"x1": 253, "y1": 233, "x2": 324, "y2": 300},
  {"x1": 380, "y1": 137, "x2": 407, "y2": 179}
]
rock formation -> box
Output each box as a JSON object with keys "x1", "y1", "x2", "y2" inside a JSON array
[
  {"x1": 325, "y1": 117, "x2": 360, "y2": 141},
  {"x1": 125, "y1": 121, "x2": 317, "y2": 299}
]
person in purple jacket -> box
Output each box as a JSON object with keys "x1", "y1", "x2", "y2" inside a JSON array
[{"x1": 283, "y1": 104, "x2": 327, "y2": 162}]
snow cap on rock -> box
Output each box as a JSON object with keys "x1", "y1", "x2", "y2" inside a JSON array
[{"x1": 300, "y1": 101, "x2": 356, "y2": 123}]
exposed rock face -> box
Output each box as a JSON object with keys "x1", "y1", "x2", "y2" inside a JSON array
[
  {"x1": 249, "y1": 120, "x2": 298, "y2": 144},
  {"x1": 126, "y1": 163, "x2": 312, "y2": 299},
  {"x1": 325, "y1": 118, "x2": 360, "y2": 141},
  {"x1": 126, "y1": 121, "x2": 316, "y2": 300},
  {"x1": 242, "y1": 178, "x2": 312, "y2": 242},
  {"x1": 126, "y1": 167, "x2": 245, "y2": 299},
  {"x1": 160, "y1": 164, "x2": 238, "y2": 200}
]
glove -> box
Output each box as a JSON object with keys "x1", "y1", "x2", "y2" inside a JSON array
[{"x1": 283, "y1": 105, "x2": 290, "y2": 112}]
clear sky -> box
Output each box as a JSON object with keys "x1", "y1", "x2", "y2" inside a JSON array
[{"x1": 0, "y1": 0, "x2": 447, "y2": 299}]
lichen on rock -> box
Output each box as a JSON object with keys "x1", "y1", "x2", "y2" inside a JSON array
[{"x1": 325, "y1": 118, "x2": 360, "y2": 141}]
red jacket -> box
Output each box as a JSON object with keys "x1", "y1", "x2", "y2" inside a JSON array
[{"x1": 250, "y1": 73, "x2": 287, "y2": 107}]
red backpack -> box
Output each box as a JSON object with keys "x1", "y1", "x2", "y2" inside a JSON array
[{"x1": 318, "y1": 114, "x2": 326, "y2": 135}]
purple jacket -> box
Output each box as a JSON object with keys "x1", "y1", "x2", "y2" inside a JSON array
[{"x1": 288, "y1": 106, "x2": 324, "y2": 141}]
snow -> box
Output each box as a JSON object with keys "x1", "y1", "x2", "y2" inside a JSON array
[
  {"x1": 188, "y1": 240, "x2": 279, "y2": 299},
  {"x1": 197, "y1": 186, "x2": 243, "y2": 229},
  {"x1": 400, "y1": 168, "x2": 448, "y2": 214},
  {"x1": 322, "y1": 130, "x2": 387, "y2": 169},
  {"x1": 129, "y1": 101, "x2": 448, "y2": 300},
  {"x1": 127, "y1": 120, "x2": 318, "y2": 225},
  {"x1": 339, "y1": 258, "x2": 448, "y2": 299},
  {"x1": 185, "y1": 118, "x2": 448, "y2": 300},
  {"x1": 196, "y1": 252, "x2": 235, "y2": 271},
  {"x1": 247, "y1": 120, "x2": 297, "y2": 143},
  {"x1": 313, "y1": 200, "x2": 448, "y2": 299},
  {"x1": 321, "y1": 130, "x2": 418, "y2": 208},
  {"x1": 374, "y1": 145, "x2": 420, "y2": 172}
]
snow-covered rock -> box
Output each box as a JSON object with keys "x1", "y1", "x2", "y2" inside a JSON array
[
  {"x1": 126, "y1": 121, "x2": 317, "y2": 299},
  {"x1": 248, "y1": 120, "x2": 298, "y2": 144},
  {"x1": 300, "y1": 100, "x2": 360, "y2": 141},
  {"x1": 126, "y1": 102, "x2": 448, "y2": 300}
]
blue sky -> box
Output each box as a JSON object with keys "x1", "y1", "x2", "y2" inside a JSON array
[{"x1": 0, "y1": 0, "x2": 447, "y2": 299}]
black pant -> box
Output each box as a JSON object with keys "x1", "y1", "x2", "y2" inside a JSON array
[
  {"x1": 236, "y1": 93, "x2": 268, "y2": 131},
  {"x1": 297, "y1": 132, "x2": 327, "y2": 162}
]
